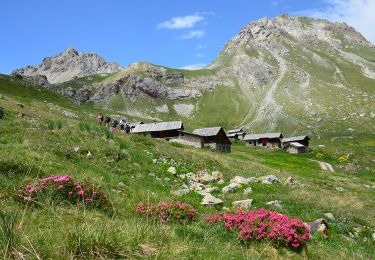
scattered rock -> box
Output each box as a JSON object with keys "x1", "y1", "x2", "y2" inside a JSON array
[
  {"x1": 222, "y1": 183, "x2": 241, "y2": 193},
  {"x1": 231, "y1": 176, "x2": 255, "y2": 185},
  {"x1": 190, "y1": 183, "x2": 206, "y2": 192},
  {"x1": 259, "y1": 175, "x2": 280, "y2": 184},
  {"x1": 218, "y1": 179, "x2": 225, "y2": 184},
  {"x1": 199, "y1": 173, "x2": 217, "y2": 184},
  {"x1": 284, "y1": 177, "x2": 296, "y2": 187},
  {"x1": 205, "y1": 186, "x2": 221, "y2": 193},
  {"x1": 167, "y1": 167, "x2": 176, "y2": 175},
  {"x1": 232, "y1": 199, "x2": 253, "y2": 209},
  {"x1": 62, "y1": 111, "x2": 77, "y2": 118},
  {"x1": 86, "y1": 151, "x2": 92, "y2": 157},
  {"x1": 201, "y1": 194, "x2": 223, "y2": 207},
  {"x1": 372, "y1": 232, "x2": 375, "y2": 241},
  {"x1": 265, "y1": 200, "x2": 282, "y2": 209},
  {"x1": 163, "y1": 177, "x2": 170, "y2": 182},
  {"x1": 324, "y1": 213, "x2": 335, "y2": 220},
  {"x1": 117, "y1": 182, "x2": 126, "y2": 189},
  {"x1": 171, "y1": 188, "x2": 190, "y2": 196},
  {"x1": 73, "y1": 147, "x2": 80, "y2": 153},
  {"x1": 16, "y1": 103, "x2": 24, "y2": 108},
  {"x1": 211, "y1": 171, "x2": 224, "y2": 180},
  {"x1": 196, "y1": 190, "x2": 209, "y2": 196},
  {"x1": 307, "y1": 218, "x2": 328, "y2": 238},
  {"x1": 336, "y1": 187, "x2": 344, "y2": 192},
  {"x1": 243, "y1": 187, "x2": 253, "y2": 195},
  {"x1": 148, "y1": 172, "x2": 155, "y2": 177}
]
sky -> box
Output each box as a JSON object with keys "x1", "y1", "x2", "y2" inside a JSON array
[{"x1": 1, "y1": 0, "x2": 374, "y2": 73}]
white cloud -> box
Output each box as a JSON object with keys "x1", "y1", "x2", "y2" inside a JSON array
[
  {"x1": 298, "y1": 0, "x2": 375, "y2": 44},
  {"x1": 179, "y1": 63, "x2": 207, "y2": 70},
  {"x1": 179, "y1": 30, "x2": 205, "y2": 39},
  {"x1": 158, "y1": 13, "x2": 204, "y2": 29},
  {"x1": 196, "y1": 53, "x2": 205, "y2": 58}
]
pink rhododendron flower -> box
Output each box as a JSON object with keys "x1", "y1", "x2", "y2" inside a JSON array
[{"x1": 204, "y1": 208, "x2": 310, "y2": 250}]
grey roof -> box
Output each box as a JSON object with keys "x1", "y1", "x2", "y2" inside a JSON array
[
  {"x1": 227, "y1": 133, "x2": 238, "y2": 138},
  {"x1": 289, "y1": 142, "x2": 305, "y2": 148},
  {"x1": 244, "y1": 132, "x2": 282, "y2": 141},
  {"x1": 282, "y1": 136, "x2": 310, "y2": 143},
  {"x1": 132, "y1": 121, "x2": 183, "y2": 133},
  {"x1": 192, "y1": 127, "x2": 222, "y2": 137},
  {"x1": 129, "y1": 122, "x2": 144, "y2": 128},
  {"x1": 227, "y1": 129, "x2": 245, "y2": 134}
]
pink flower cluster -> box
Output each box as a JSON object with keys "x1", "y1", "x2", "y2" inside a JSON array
[
  {"x1": 16, "y1": 175, "x2": 109, "y2": 210},
  {"x1": 136, "y1": 201, "x2": 197, "y2": 223},
  {"x1": 204, "y1": 208, "x2": 310, "y2": 249}
]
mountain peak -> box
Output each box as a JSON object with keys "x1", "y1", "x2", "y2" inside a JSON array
[
  {"x1": 220, "y1": 15, "x2": 372, "y2": 56},
  {"x1": 12, "y1": 47, "x2": 121, "y2": 84},
  {"x1": 63, "y1": 47, "x2": 79, "y2": 56}
]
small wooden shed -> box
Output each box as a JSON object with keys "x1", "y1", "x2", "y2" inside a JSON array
[
  {"x1": 282, "y1": 136, "x2": 310, "y2": 148},
  {"x1": 244, "y1": 132, "x2": 283, "y2": 149},
  {"x1": 282, "y1": 136, "x2": 310, "y2": 153},
  {"x1": 131, "y1": 121, "x2": 183, "y2": 139},
  {"x1": 182, "y1": 127, "x2": 232, "y2": 153},
  {"x1": 227, "y1": 128, "x2": 246, "y2": 140}
]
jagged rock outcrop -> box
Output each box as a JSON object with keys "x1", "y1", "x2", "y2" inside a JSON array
[{"x1": 12, "y1": 47, "x2": 121, "y2": 84}]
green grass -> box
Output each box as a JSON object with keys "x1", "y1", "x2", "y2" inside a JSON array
[{"x1": 0, "y1": 76, "x2": 374, "y2": 258}]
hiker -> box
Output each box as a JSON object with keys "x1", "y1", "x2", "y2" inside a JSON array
[
  {"x1": 125, "y1": 121, "x2": 131, "y2": 134},
  {"x1": 112, "y1": 117, "x2": 119, "y2": 129},
  {"x1": 98, "y1": 113, "x2": 104, "y2": 126},
  {"x1": 105, "y1": 115, "x2": 111, "y2": 128},
  {"x1": 120, "y1": 118, "x2": 125, "y2": 133}
]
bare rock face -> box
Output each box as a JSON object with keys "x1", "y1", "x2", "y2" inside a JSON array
[{"x1": 12, "y1": 47, "x2": 121, "y2": 84}]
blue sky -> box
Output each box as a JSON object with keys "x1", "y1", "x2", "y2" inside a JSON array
[{"x1": 1, "y1": 0, "x2": 374, "y2": 73}]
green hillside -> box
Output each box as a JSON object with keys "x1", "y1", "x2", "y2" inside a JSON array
[{"x1": 0, "y1": 74, "x2": 374, "y2": 258}]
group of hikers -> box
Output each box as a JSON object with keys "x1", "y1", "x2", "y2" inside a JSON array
[{"x1": 97, "y1": 113, "x2": 131, "y2": 133}]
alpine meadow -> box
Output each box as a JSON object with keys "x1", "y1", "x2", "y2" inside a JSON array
[{"x1": 0, "y1": 6, "x2": 374, "y2": 260}]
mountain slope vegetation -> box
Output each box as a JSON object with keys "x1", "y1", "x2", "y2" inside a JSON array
[{"x1": 0, "y1": 72, "x2": 374, "y2": 258}]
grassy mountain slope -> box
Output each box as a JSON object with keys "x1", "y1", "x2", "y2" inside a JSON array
[
  {"x1": 1, "y1": 74, "x2": 374, "y2": 258},
  {"x1": 53, "y1": 16, "x2": 375, "y2": 143}
]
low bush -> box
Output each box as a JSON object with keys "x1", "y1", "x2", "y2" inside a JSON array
[
  {"x1": 204, "y1": 208, "x2": 310, "y2": 250},
  {"x1": 15, "y1": 175, "x2": 111, "y2": 211},
  {"x1": 136, "y1": 201, "x2": 197, "y2": 223}
]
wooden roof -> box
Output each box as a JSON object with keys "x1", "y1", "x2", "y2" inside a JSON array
[
  {"x1": 289, "y1": 142, "x2": 305, "y2": 148},
  {"x1": 227, "y1": 128, "x2": 245, "y2": 134},
  {"x1": 244, "y1": 132, "x2": 283, "y2": 141},
  {"x1": 282, "y1": 136, "x2": 310, "y2": 143},
  {"x1": 132, "y1": 121, "x2": 183, "y2": 133},
  {"x1": 192, "y1": 127, "x2": 223, "y2": 137}
]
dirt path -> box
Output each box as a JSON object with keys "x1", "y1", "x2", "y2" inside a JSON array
[{"x1": 309, "y1": 159, "x2": 335, "y2": 172}]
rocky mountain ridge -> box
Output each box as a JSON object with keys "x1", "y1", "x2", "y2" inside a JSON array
[{"x1": 12, "y1": 47, "x2": 121, "y2": 84}]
